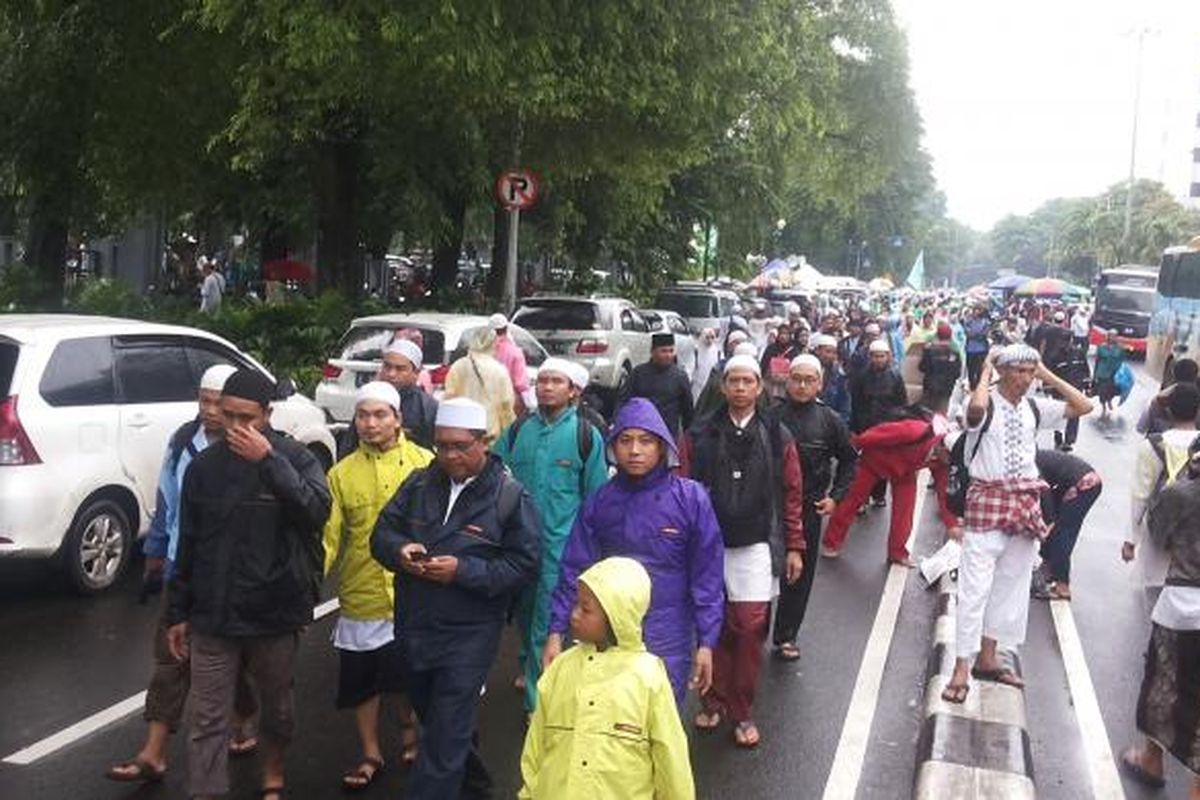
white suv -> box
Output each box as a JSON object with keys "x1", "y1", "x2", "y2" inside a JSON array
[{"x1": 0, "y1": 315, "x2": 337, "y2": 593}]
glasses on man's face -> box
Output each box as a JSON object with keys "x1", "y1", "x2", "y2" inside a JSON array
[
  {"x1": 434, "y1": 439, "x2": 479, "y2": 455},
  {"x1": 789, "y1": 375, "x2": 821, "y2": 385}
]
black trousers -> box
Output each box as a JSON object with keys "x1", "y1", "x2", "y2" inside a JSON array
[
  {"x1": 774, "y1": 503, "x2": 823, "y2": 646},
  {"x1": 407, "y1": 663, "x2": 493, "y2": 800}
]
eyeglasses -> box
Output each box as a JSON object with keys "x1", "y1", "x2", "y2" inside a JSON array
[
  {"x1": 788, "y1": 375, "x2": 821, "y2": 385},
  {"x1": 433, "y1": 439, "x2": 479, "y2": 455}
]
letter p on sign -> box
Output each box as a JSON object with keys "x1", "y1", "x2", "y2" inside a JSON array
[{"x1": 495, "y1": 169, "x2": 541, "y2": 211}]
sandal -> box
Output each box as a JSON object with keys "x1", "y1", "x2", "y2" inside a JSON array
[
  {"x1": 940, "y1": 683, "x2": 970, "y2": 704},
  {"x1": 774, "y1": 643, "x2": 801, "y2": 661},
  {"x1": 1119, "y1": 749, "x2": 1166, "y2": 789},
  {"x1": 733, "y1": 721, "x2": 760, "y2": 748},
  {"x1": 971, "y1": 666, "x2": 1025, "y2": 688},
  {"x1": 342, "y1": 756, "x2": 384, "y2": 792},
  {"x1": 104, "y1": 757, "x2": 166, "y2": 783},
  {"x1": 694, "y1": 709, "x2": 722, "y2": 731},
  {"x1": 401, "y1": 723, "x2": 420, "y2": 766},
  {"x1": 229, "y1": 733, "x2": 258, "y2": 756},
  {"x1": 258, "y1": 787, "x2": 285, "y2": 800}
]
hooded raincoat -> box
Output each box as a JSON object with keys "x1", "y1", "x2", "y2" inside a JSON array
[
  {"x1": 550, "y1": 399, "x2": 724, "y2": 703},
  {"x1": 520, "y1": 558, "x2": 694, "y2": 800}
]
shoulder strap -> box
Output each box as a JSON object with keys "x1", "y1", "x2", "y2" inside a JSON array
[
  {"x1": 576, "y1": 415, "x2": 594, "y2": 462},
  {"x1": 170, "y1": 419, "x2": 203, "y2": 468},
  {"x1": 967, "y1": 398, "x2": 994, "y2": 464},
  {"x1": 506, "y1": 413, "x2": 531, "y2": 451},
  {"x1": 1026, "y1": 396, "x2": 1041, "y2": 428},
  {"x1": 497, "y1": 474, "x2": 523, "y2": 524}
]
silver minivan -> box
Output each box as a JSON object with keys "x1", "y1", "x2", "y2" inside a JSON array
[{"x1": 653, "y1": 284, "x2": 740, "y2": 334}]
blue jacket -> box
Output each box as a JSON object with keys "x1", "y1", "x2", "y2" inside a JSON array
[
  {"x1": 371, "y1": 454, "x2": 541, "y2": 669},
  {"x1": 142, "y1": 419, "x2": 208, "y2": 578}
]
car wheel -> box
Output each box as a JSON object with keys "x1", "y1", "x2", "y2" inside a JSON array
[{"x1": 62, "y1": 499, "x2": 132, "y2": 594}]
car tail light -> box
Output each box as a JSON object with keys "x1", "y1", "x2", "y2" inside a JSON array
[
  {"x1": 0, "y1": 396, "x2": 41, "y2": 466},
  {"x1": 322, "y1": 362, "x2": 343, "y2": 380},
  {"x1": 576, "y1": 339, "x2": 609, "y2": 355},
  {"x1": 429, "y1": 364, "x2": 451, "y2": 387}
]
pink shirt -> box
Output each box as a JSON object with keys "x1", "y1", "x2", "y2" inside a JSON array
[{"x1": 493, "y1": 334, "x2": 529, "y2": 394}]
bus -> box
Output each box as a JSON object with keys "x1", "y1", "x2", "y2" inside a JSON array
[
  {"x1": 1146, "y1": 237, "x2": 1200, "y2": 384},
  {"x1": 1089, "y1": 264, "x2": 1159, "y2": 354}
]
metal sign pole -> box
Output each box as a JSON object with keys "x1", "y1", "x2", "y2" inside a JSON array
[{"x1": 504, "y1": 206, "x2": 520, "y2": 314}]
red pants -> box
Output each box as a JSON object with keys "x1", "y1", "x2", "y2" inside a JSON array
[
  {"x1": 822, "y1": 465, "x2": 918, "y2": 562},
  {"x1": 704, "y1": 601, "x2": 770, "y2": 723}
]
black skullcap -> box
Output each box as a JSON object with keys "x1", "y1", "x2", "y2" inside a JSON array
[
  {"x1": 651, "y1": 332, "x2": 674, "y2": 349},
  {"x1": 221, "y1": 368, "x2": 275, "y2": 408},
  {"x1": 1168, "y1": 382, "x2": 1200, "y2": 423}
]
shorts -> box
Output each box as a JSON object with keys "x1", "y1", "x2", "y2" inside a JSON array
[{"x1": 336, "y1": 640, "x2": 407, "y2": 708}]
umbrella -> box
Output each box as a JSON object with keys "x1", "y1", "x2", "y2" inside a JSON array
[
  {"x1": 987, "y1": 274, "x2": 1033, "y2": 291},
  {"x1": 1011, "y1": 277, "x2": 1086, "y2": 298},
  {"x1": 262, "y1": 258, "x2": 316, "y2": 282}
]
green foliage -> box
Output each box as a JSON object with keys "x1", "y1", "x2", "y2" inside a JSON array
[{"x1": 0, "y1": 264, "x2": 54, "y2": 312}]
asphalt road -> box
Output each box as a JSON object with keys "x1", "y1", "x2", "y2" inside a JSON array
[{"x1": 0, "y1": 365, "x2": 1192, "y2": 799}]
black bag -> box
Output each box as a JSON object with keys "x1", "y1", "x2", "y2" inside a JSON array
[{"x1": 945, "y1": 397, "x2": 1041, "y2": 516}]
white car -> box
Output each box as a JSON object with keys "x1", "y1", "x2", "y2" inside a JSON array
[
  {"x1": 511, "y1": 296, "x2": 653, "y2": 400},
  {"x1": 0, "y1": 315, "x2": 336, "y2": 593},
  {"x1": 638, "y1": 309, "x2": 698, "y2": 381},
  {"x1": 314, "y1": 312, "x2": 548, "y2": 423}
]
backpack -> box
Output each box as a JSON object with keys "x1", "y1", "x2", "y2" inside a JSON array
[
  {"x1": 946, "y1": 397, "x2": 1041, "y2": 517},
  {"x1": 505, "y1": 410, "x2": 598, "y2": 495},
  {"x1": 167, "y1": 418, "x2": 203, "y2": 472},
  {"x1": 1140, "y1": 432, "x2": 1197, "y2": 523}
]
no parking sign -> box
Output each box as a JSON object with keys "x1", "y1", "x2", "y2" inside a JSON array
[{"x1": 494, "y1": 169, "x2": 541, "y2": 211}]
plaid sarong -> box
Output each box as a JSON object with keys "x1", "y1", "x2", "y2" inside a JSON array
[{"x1": 964, "y1": 477, "x2": 1049, "y2": 539}]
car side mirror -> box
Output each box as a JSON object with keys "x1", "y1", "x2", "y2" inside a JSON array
[{"x1": 275, "y1": 377, "x2": 298, "y2": 400}]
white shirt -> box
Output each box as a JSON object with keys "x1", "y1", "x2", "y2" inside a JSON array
[
  {"x1": 1070, "y1": 313, "x2": 1089, "y2": 338},
  {"x1": 966, "y1": 392, "x2": 1067, "y2": 481},
  {"x1": 332, "y1": 617, "x2": 394, "y2": 652},
  {"x1": 1152, "y1": 588, "x2": 1200, "y2": 631},
  {"x1": 444, "y1": 476, "x2": 477, "y2": 523},
  {"x1": 1130, "y1": 428, "x2": 1196, "y2": 588}
]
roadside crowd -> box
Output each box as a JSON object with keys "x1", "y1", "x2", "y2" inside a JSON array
[{"x1": 101, "y1": 299, "x2": 1199, "y2": 799}]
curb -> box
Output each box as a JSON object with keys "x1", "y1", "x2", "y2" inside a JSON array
[{"x1": 912, "y1": 574, "x2": 1036, "y2": 799}]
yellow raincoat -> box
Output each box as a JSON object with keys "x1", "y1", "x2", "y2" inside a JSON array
[
  {"x1": 519, "y1": 557, "x2": 694, "y2": 800},
  {"x1": 323, "y1": 437, "x2": 433, "y2": 620}
]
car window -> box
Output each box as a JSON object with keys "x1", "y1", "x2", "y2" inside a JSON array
[
  {"x1": 0, "y1": 339, "x2": 17, "y2": 396},
  {"x1": 183, "y1": 338, "x2": 255, "y2": 384},
  {"x1": 39, "y1": 336, "x2": 116, "y2": 406},
  {"x1": 510, "y1": 328, "x2": 547, "y2": 367},
  {"x1": 337, "y1": 325, "x2": 446, "y2": 365},
  {"x1": 114, "y1": 337, "x2": 196, "y2": 403},
  {"x1": 718, "y1": 296, "x2": 737, "y2": 316},
  {"x1": 668, "y1": 315, "x2": 688, "y2": 334},
  {"x1": 655, "y1": 291, "x2": 717, "y2": 318},
  {"x1": 1158, "y1": 255, "x2": 1177, "y2": 297},
  {"x1": 620, "y1": 308, "x2": 649, "y2": 333},
  {"x1": 512, "y1": 301, "x2": 601, "y2": 331},
  {"x1": 1176, "y1": 253, "x2": 1200, "y2": 300},
  {"x1": 640, "y1": 311, "x2": 662, "y2": 330}
]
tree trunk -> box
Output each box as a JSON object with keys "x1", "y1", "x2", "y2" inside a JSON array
[
  {"x1": 430, "y1": 189, "x2": 468, "y2": 295},
  {"x1": 486, "y1": 205, "x2": 508, "y2": 301},
  {"x1": 314, "y1": 138, "x2": 362, "y2": 302},
  {"x1": 24, "y1": 195, "x2": 68, "y2": 310}
]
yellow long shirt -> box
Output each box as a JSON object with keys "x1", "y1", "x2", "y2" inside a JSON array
[{"x1": 323, "y1": 438, "x2": 433, "y2": 620}]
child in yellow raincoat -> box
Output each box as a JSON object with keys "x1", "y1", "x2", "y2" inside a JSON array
[{"x1": 519, "y1": 557, "x2": 694, "y2": 800}]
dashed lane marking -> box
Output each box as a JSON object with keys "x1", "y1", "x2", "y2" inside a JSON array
[
  {"x1": 821, "y1": 471, "x2": 928, "y2": 800},
  {"x1": 1049, "y1": 598, "x2": 1126, "y2": 800},
  {"x1": 2, "y1": 597, "x2": 341, "y2": 766}
]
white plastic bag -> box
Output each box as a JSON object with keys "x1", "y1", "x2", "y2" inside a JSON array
[{"x1": 919, "y1": 538, "x2": 961, "y2": 585}]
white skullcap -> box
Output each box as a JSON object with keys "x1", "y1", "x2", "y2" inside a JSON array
[
  {"x1": 200, "y1": 364, "x2": 237, "y2": 392},
  {"x1": 810, "y1": 333, "x2": 838, "y2": 349},
  {"x1": 436, "y1": 397, "x2": 488, "y2": 431},
  {"x1": 538, "y1": 357, "x2": 577, "y2": 385},
  {"x1": 727, "y1": 330, "x2": 750, "y2": 345},
  {"x1": 356, "y1": 380, "x2": 400, "y2": 413},
  {"x1": 564, "y1": 360, "x2": 590, "y2": 390},
  {"x1": 384, "y1": 338, "x2": 423, "y2": 369},
  {"x1": 733, "y1": 342, "x2": 757, "y2": 357},
  {"x1": 995, "y1": 343, "x2": 1041, "y2": 366},
  {"x1": 488, "y1": 313, "x2": 508, "y2": 330},
  {"x1": 724, "y1": 354, "x2": 761, "y2": 378},
  {"x1": 868, "y1": 339, "x2": 891, "y2": 354},
  {"x1": 790, "y1": 353, "x2": 822, "y2": 373},
  {"x1": 864, "y1": 322, "x2": 881, "y2": 335}
]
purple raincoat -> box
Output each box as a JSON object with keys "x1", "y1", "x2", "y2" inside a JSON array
[{"x1": 549, "y1": 398, "x2": 725, "y2": 703}]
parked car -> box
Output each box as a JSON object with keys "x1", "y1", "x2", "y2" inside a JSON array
[
  {"x1": 314, "y1": 312, "x2": 548, "y2": 423},
  {"x1": 511, "y1": 296, "x2": 653, "y2": 400},
  {"x1": 653, "y1": 283, "x2": 741, "y2": 334},
  {"x1": 0, "y1": 315, "x2": 337, "y2": 594},
  {"x1": 638, "y1": 308, "x2": 698, "y2": 381}
]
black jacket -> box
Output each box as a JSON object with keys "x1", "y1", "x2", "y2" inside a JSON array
[
  {"x1": 773, "y1": 397, "x2": 857, "y2": 503},
  {"x1": 848, "y1": 366, "x2": 907, "y2": 433},
  {"x1": 919, "y1": 344, "x2": 962, "y2": 399},
  {"x1": 338, "y1": 385, "x2": 438, "y2": 457},
  {"x1": 620, "y1": 362, "x2": 694, "y2": 436},
  {"x1": 370, "y1": 454, "x2": 541, "y2": 669},
  {"x1": 169, "y1": 430, "x2": 331, "y2": 637}
]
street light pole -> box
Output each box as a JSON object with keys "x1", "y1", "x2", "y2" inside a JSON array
[{"x1": 1122, "y1": 27, "x2": 1150, "y2": 255}]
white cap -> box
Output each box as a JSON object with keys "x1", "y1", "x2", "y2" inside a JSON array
[
  {"x1": 810, "y1": 333, "x2": 838, "y2": 349},
  {"x1": 436, "y1": 397, "x2": 488, "y2": 431},
  {"x1": 200, "y1": 364, "x2": 237, "y2": 392},
  {"x1": 789, "y1": 353, "x2": 822, "y2": 373},
  {"x1": 724, "y1": 354, "x2": 761, "y2": 378},
  {"x1": 727, "y1": 330, "x2": 750, "y2": 345},
  {"x1": 356, "y1": 381, "x2": 400, "y2": 413},
  {"x1": 868, "y1": 339, "x2": 891, "y2": 354},
  {"x1": 488, "y1": 313, "x2": 508, "y2": 330},
  {"x1": 538, "y1": 357, "x2": 579, "y2": 386},
  {"x1": 564, "y1": 360, "x2": 590, "y2": 390},
  {"x1": 384, "y1": 338, "x2": 423, "y2": 369},
  {"x1": 995, "y1": 343, "x2": 1041, "y2": 366},
  {"x1": 864, "y1": 322, "x2": 881, "y2": 335},
  {"x1": 733, "y1": 342, "x2": 757, "y2": 357}
]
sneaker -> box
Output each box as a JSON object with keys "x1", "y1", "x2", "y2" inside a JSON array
[{"x1": 820, "y1": 545, "x2": 841, "y2": 559}]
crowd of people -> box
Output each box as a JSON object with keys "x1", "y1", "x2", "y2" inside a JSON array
[{"x1": 100, "y1": 289, "x2": 1200, "y2": 799}]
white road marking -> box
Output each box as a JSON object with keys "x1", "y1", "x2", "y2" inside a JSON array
[
  {"x1": 821, "y1": 472, "x2": 928, "y2": 800},
  {"x1": 1049, "y1": 599, "x2": 1127, "y2": 800},
  {"x1": 2, "y1": 597, "x2": 342, "y2": 766}
]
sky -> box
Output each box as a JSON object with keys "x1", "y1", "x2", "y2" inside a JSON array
[{"x1": 890, "y1": 0, "x2": 1200, "y2": 231}]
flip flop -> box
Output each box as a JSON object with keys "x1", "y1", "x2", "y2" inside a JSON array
[
  {"x1": 971, "y1": 667, "x2": 1025, "y2": 688},
  {"x1": 258, "y1": 787, "x2": 286, "y2": 800},
  {"x1": 342, "y1": 756, "x2": 384, "y2": 792},
  {"x1": 940, "y1": 683, "x2": 970, "y2": 704},
  {"x1": 734, "y1": 721, "x2": 760, "y2": 748},
  {"x1": 694, "y1": 709, "x2": 722, "y2": 731},
  {"x1": 104, "y1": 757, "x2": 165, "y2": 783},
  {"x1": 774, "y1": 643, "x2": 802, "y2": 661},
  {"x1": 1119, "y1": 749, "x2": 1165, "y2": 789},
  {"x1": 229, "y1": 733, "x2": 258, "y2": 756},
  {"x1": 401, "y1": 723, "x2": 420, "y2": 766}
]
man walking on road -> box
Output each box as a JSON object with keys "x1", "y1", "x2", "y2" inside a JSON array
[
  {"x1": 849, "y1": 338, "x2": 908, "y2": 507},
  {"x1": 918, "y1": 323, "x2": 962, "y2": 414},
  {"x1": 621, "y1": 332, "x2": 695, "y2": 439},
  {"x1": 679, "y1": 355, "x2": 805, "y2": 748},
  {"x1": 489, "y1": 313, "x2": 533, "y2": 414},
  {"x1": 167, "y1": 369, "x2": 332, "y2": 800},
  {"x1": 941, "y1": 345, "x2": 1092, "y2": 704},
  {"x1": 324, "y1": 381, "x2": 433, "y2": 789},
  {"x1": 444, "y1": 328, "x2": 517, "y2": 441},
  {"x1": 493, "y1": 358, "x2": 609, "y2": 712},
  {"x1": 371, "y1": 398, "x2": 541, "y2": 799},
  {"x1": 106, "y1": 365, "x2": 258, "y2": 785}
]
